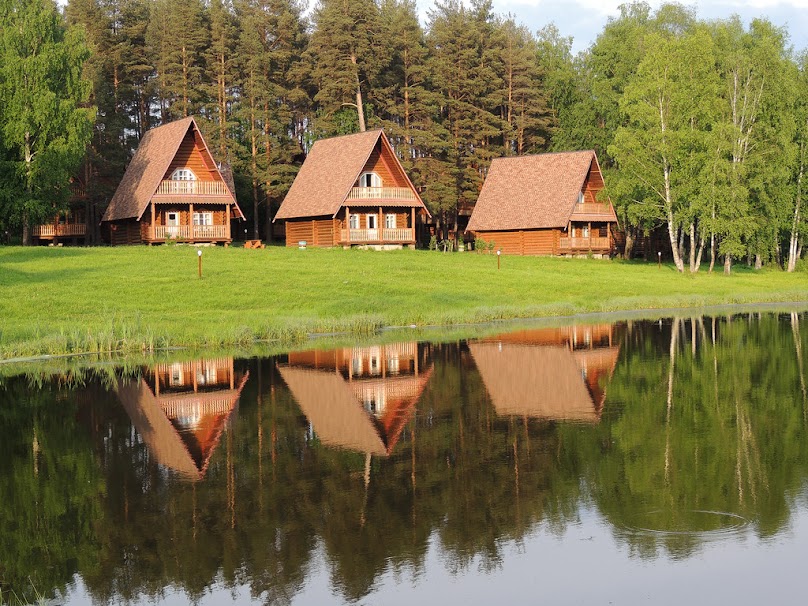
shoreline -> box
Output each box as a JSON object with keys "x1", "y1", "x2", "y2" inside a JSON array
[{"x1": 3, "y1": 298, "x2": 806, "y2": 368}]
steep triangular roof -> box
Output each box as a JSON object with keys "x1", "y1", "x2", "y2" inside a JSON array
[
  {"x1": 102, "y1": 116, "x2": 241, "y2": 222},
  {"x1": 467, "y1": 150, "x2": 611, "y2": 231},
  {"x1": 274, "y1": 129, "x2": 427, "y2": 220}
]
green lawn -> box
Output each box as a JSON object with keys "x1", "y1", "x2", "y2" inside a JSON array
[{"x1": 0, "y1": 244, "x2": 806, "y2": 358}]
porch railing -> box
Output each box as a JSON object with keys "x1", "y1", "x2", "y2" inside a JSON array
[
  {"x1": 152, "y1": 225, "x2": 229, "y2": 240},
  {"x1": 341, "y1": 228, "x2": 414, "y2": 243},
  {"x1": 558, "y1": 236, "x2": 611, "y2": 250},
  {"x1": 32, "y1": 224, "x2": 87, "y2": 237},
  {"x1": 571, "y1": 202, "x2": 613, "y2": 216},
  {"x1": 154, "y1": 180, "x2": 231, "y2": 196},
  {"x1": 346, "y1": 187, "x2": 416, "y2": 201}
]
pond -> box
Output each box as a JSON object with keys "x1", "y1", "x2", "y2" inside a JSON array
[{"x1": 1, "y1": 310, "x2": 807, "y2": 605}]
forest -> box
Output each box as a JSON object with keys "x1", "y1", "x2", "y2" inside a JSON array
[{"x1": 0, "y1": 0, "x2": 806, "y2": 273}]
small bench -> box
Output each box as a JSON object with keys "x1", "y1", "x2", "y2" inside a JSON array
[{"x1": 244, "y1": 239, "x2": 265, "y2": 249}]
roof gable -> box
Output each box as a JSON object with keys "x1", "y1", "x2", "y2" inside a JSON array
[
  {"x1": 102, "y1": 117, "x2": 241, "y2": 222},
  {"x1": 467, "y1": 150, "x2": 603, "y2": 232},
  {"x1": 274, "y1": 129, "x2": 426, "y2": 220}
]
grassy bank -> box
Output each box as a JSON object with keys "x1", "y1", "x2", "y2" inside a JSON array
[{"x1": 1, "y1": 245, "x2": 806, "y2": 359}]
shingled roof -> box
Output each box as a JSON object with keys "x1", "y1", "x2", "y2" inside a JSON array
[
  {"x1": 102, "y1": 116, "x2": 240, "y2": 222},
  {"x1": 274, "y1": 129, "x2": 426, "y2": 220},
  {"x1": 467, "y1": 150, "x2": 604, "y2": 232}
]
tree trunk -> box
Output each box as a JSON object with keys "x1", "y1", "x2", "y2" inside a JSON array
[
  {"x1": 250, "y1": 93, "x2": 259, "y2": 240},
  {"x1": 788, "y1": 159, "x2": 804, "y2": 271},
  {"x1": 663, "y1": 160, "x2": 684, "y2": 272},
  {"x1": 724, "y1": 253, "x2": 732, "y2": 275},
  {"x1": 754, "y1": 253, "x2": 762, "y2": 270},
  {"x1": 624, "y1": 227, "x2": 635, "y2": 259},
  {"x1": 351, "y1": 54, "x2": 366, "y2": 132}
]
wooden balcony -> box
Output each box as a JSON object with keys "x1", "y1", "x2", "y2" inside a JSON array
[
  {"x1": 150, "y1": 225, "x2": 230, "y2": 241},
  {"x1": 559, "y1": 236, "x2": 611, "y2": 251},
  {"x1": 346, "y1": 187, "x2": 416, "y2": 201},
  {"x1": 32, "y1": 223, "x2": 87, "y2": 238},
  {"x1": 341, "y1": 228, "x2": 415, "y2": 244},
  {"x1": 154, "y1": 180, "x2": 231, "y2": 196},
  {"x1": 571, "y1": 202, "x2": 615, "y2": 217}
]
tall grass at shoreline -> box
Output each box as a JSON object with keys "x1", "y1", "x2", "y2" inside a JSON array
[{"x1": 1, "y1": 245, "x2": 806, "y2": 359}]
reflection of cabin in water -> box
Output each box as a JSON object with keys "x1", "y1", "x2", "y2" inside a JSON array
[
  {"x1": 115, "y1": 358, "x2": 249, "y2": 480},
  {"x1": 469, "y1": 324, "x2": 620, "y2": 422},
  {"x1": 278, "y1": 343, "x2": 432, "y2": 456}
]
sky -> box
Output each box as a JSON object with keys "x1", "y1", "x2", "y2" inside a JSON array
[{"x1": 482, "y1": 0, "x2": 808, "y2": 52}]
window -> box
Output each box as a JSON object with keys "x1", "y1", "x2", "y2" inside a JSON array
[
  {"x1": 582, "y1": 225, "x2": 590, "y2": 237},
  {"x1": 349, "y1": 214, "x2": 360, "y2": 229},
  {"x1": 366, "y1": 214, "x2": 378, "y2": 229},
  {"x1": 358, "y1": 172, "x2": 381, "y2": 188},
  {"x1": 166, "y1": 212, "x2": 179, "y2": 226},
  {"x1": 577, "y1": 191, "x2": 585, "y2": 204},
  {"x1": 385, "y1": 214, "x2": 396, "y2": 229},
  {"x1": 171, "y1": 168, "x2": 196, "y2": 181},
  {"x1": 193, "y1": 212, "x2": 213, "y2": 226}
]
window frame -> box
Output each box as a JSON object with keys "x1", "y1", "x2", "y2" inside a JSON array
[{"x1": 171, "y1": 168, "x2": 197, "y2": 181}]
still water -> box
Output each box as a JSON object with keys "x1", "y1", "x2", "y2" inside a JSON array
[{"x1": 1, "y1": 311, "x2": 807, "y2": 605}]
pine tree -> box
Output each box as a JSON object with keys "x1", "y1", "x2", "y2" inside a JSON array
[
  {"x1": 146, "y1": 0, "x2": 210, "y2": 121},
  {"x1": 306, "y1": 0, "x2": 388, "y2": 134}
]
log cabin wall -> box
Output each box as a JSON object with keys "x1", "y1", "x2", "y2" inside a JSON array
[
  {"x1": 581, "y1": 161, "x2": 605, "y2": 204},
  {"x1": 284, "y1": 217, "x2": 338, "y2": 247},
  {"x1": 360, "y1": 143, "x2": 408, "y2": 187},
  {"x1": 109, "y1": 220, "x2": 142, "y2": 245},
  {"x1": 155, "y1": 207, "x2": 229, "y2": 226},
  {"x1": 474, "y1": 229, "x2": 558, "y2": 255},
  {"x1": 164, "y1": 130, "x2": 218, "y2": 181}
]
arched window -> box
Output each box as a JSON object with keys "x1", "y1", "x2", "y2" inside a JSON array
[
  {"x1": 358, "y1": 172, "x2": 381, "y2": 188},
  {"x1": 171, "y1": 168, "x2": 197, "y2": 181}
]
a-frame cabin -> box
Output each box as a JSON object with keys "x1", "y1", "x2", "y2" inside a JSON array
[
  {"x1": 102, "y1": 117, "x2": 244, "y2": 246},
  {"x1": 467, "y1": 150, "x2": 619, "y2": 256},
  {"x1": 274, "y1": 129, "x2": 429, "y2": 249}
]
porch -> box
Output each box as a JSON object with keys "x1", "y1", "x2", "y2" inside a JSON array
[
  {"x1": 32, "y1": 223, "x2": 87, "y2": 239},
  {"x1": 558, "y1": 236, "x2": 611, "y2": 252},
  {"x1": 145, "y1": 224, "x2": 231, "y2": 243},
  {"x1": 340, "y1": 228, "x2": 415, "y2": 244}
]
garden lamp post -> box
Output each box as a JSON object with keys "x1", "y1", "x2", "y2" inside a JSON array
[
  {"x1": 497, "y1": 248, "x2": 501, "y2": 270},
  {"x1": 197, "y1": 249, "x2": 202, "y2": 278}
]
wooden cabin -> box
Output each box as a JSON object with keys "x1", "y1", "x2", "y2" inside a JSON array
[
  {"x1": 274, "y1": 130, "x2": 430, "y2": 249},
  {"x1": 116, "y1": 357, "x2": 249, "y2": 480},
  {"x1": 278, "y1": 343, "x2": 433, "y2": 455},
  {"x1": 32, "y1": 177, "x2": 89, "y2": 245},
  {"x1": 468, "y1": 324, "x2": 621, "y2": 422},
  {"x1": 466, "y1": 151, "x2": 619, "y2": 257},
  {"x1": 102, "y1": 116, "x2": 244, "y2": 246}
]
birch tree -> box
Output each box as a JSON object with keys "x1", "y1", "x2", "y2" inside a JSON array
[
  {"x1": 609, "y1": 27, "x2": 718, "y2": 272},
  {"x1": 0, "y1": 0, "x2": 94, "y2": 244}
]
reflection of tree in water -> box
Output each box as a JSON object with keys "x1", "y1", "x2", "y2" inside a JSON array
[
  {"x1": 0, "y1": 376, "x2": 106, "y2": 603},
  {"x1": 2, "y1": 314, "x2": 808, "y2": 603},
  {"x1": 592, "y1": 313, "x2": 808, "y2": 559}
]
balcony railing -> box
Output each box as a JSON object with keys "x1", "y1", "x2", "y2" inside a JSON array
[
  {"x1": 341, "y1": 228, "x2": 414, "y2": 243},
  {"x1": 558, "y1": 236, "x2": 611, "y2": 250},
  {"x1": 32, "y1": 224, "x2": 87, "y2": 237},
  {"x1": 152, "y1": 225, "x2": 229, "y2": 240},
  {"x1": 154, "y1": 180, "x2": 231, "y2": 196},
  {"x1": 571, "y1": 202, "x2": 613, "y2": 216},
  {"x1": 346, "y1": 187, "x2": 416, "y2": 201}
]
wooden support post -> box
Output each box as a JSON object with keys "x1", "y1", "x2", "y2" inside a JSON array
[
  {"x1": 189, "y1": 203, "x2": 194, "y2": 242},
  {"x1": 151, "y1": 201, "x2": 156, "y2": 241},
  {"x1": 226, "y1": 205, "x2": 232, "y2": 241},
  {"x1": 411, "y1": 207, "x2": 415, "y2": 243},
  {"x1": 379, "y1": 206, "x2": 383, "y2": 242},
  {"x1": 346, "y1": 206, "x2": 350, "y2": 244}
]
